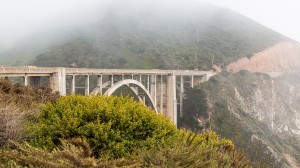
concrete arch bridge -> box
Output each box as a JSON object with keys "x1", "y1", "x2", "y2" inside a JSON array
[{"x1": 0, "y1": 66, "x2": 215, "y2": 125}]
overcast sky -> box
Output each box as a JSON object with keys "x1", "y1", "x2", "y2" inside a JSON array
[
  {"x1": 0, "y1": 0, "x2": 300, "y2": 50},
  {"x1": 204, "y1": 0, "x2": 300, "y2": 42}
]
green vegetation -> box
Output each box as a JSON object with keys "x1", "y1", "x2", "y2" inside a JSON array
[
  {"x1": 33, "y1": 8, "x2": 286, "y2": 70},
  {"x1": 142, "y1": 131, "x2": 248, "y2": 167},
  {"x1": 0, "y1": 132, "x2": 249, "y2": 168},
  {"x1": 0, "y1": 80, "x2": 250, "y2": 167},
  {"x1": 26, "y1": 95, "x2": 177, "y2": 158},
  {"x1": 179, "y1": 87, "x2": 209, "y2": 131}
]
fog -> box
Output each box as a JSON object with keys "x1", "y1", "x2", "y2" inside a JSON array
[
  {"x1": 0, "y1": 0, "x2": 108, "y2": 50},
  {"x1": 206, "y1": 0, "x2": 300, "y2": 43},
  {"x1": 0, "y1": 0, "x2": 300, "y2": 51},
  {"x1": 0, "y1": 0, "x2": 206, "y2": 50}
]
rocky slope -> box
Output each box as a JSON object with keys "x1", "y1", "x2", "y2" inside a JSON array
[
  {"x1": 222, "y1": 36, "x2": 300, "y2": 167},
  {"x1": 187, "y1": 72, "x2": 300, "y2": 167},
  {"x1": 215, "y1": 38, "x2": 300, "y2": 167},
  {"x1": 227, "y1": 41, "x2": 300, "y2": 72}
]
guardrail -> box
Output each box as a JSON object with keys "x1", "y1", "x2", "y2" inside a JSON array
[{"x1": 0, "y1": 66, "x2": 214, "y2": 76}]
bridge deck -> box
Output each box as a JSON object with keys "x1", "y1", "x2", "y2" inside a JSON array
[
  {"x1": 0, "y1": 66, "x2": 214, "y2": 76},
  {"x1": 66, "y1": 68, "x2": 212, "y2": 76}
]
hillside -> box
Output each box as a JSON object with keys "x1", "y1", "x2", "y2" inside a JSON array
[
  {"x1": 0, "y1": 2, "x2": 288, "y2": 70},
  {"x1": 182, "y1": 72, "x2": 300, "y2": 167},
  {"x1": 227, "y1": 42, "x2": 300, "y2": 72}
]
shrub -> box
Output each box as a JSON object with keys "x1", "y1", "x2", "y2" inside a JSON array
[
  {"x1": 1, "y1": 108, "x2": 249, "y2": 167},
  {"x1": 0, "y1": 139, "x2": 141, "y2": 168},
  {"x1": 26, "y1": 95, "x2": 177, "y2": 158},
  {"x1": 142, "y1": 131, "x2": 250, "y2": 168},
  {"x1": 0, "y1": 102, "x2": 26, "y2": 147},
  {"x1": 0, "y1": 79, "x2": 59, "y2": 147},
  {"x1": 0, "y1": 132, "x2": 249, "y2": 168},
  {"x1": 0, "y1": 79, "x2": 59, "y2": 109}
]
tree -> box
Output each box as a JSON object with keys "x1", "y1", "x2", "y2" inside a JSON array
[{"x1": 180, "y1": 87, "x2": 209, "y2": 131}]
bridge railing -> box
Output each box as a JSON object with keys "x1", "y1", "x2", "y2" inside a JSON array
[
  {"x1": 0, "y1": 66, "x2": 214, "y2": 76},
  {"x1": 65, "y1": 68, "x2": 214, "y2": 76},
  {"x1": 0, "y1": 66, "x2": 57, "y2": 74}
]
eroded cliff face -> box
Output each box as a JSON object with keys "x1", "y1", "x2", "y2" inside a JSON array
[
  {"x1": 223, "y1": 41, "x2": 300, "y2": 167},
  {"x1": 233, "y1": 74, "x2": 300, "y2": 138},
  {"x1": 197, "y1": 72, "x2": 300, "y2": 167},
  {"x1": 227, "y1": 41, "x2": 300, "y2": 72},
  {"x1": 233, "y1": 73, "x2": 300, "y2": 167}
]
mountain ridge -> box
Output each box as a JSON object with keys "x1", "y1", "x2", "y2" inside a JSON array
[{"x1": 0, "y1": 2, "x2": 290, "y2": 70}]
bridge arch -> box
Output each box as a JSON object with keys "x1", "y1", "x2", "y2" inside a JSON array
[
  {"x1": 91, "y1": 81, "x2": 142, "y2": 103},
  {"x1": 104, "y1": 79, "x2": 157, "y2": 112}
]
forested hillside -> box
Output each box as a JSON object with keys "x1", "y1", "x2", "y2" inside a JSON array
[{"x1": 0, "y1": 2, "x2": 288, "y2": 69}]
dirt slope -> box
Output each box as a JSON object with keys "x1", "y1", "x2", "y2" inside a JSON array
[{"x1": 227, "y1": 41, "x2": 300, "y2": 72}]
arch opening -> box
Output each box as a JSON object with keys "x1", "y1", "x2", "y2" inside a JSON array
[{"x1": 104, "y1": 79, "x2": 157, "y2": 112}]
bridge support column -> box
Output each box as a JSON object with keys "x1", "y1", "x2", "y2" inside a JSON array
[
  {"x1": 110, "y1": 75, "x2": 114, "y2": 86},
  {"x1": 179, "y1": 75, "x2": 184, "y2": 117},
  {"x1": 147, "y1": 75, "x2": 150, "y2": 91},
  {"x1": 160, "y1": 75, "x2": 164, "y2": 113},
  {"x1": 150, "y1": 75, "x2": 156, "y2": 107},
  {"x1": 49, "y1": 67, "x2": 66, "y2": 95},
  {"x1": 191, "y1": 75, "x2": 194, "y2": 88},
  {"x1": 85, "y1": 75, "x2": 90, "y2": 96},
  {"x1": 97, "y1": 75, "x2": 102, "y2": 95},
  {"x1": 166, "y1": 74, "x2": 177, "y2": 125},
  {"x1": 140, "y1": 95, "x2": 146, "y2": 105},
  {"x1": 23, "y1": 75, "x2": 29, "y2": 86},
  {"x1": 71, "y1": 75, "x2": 76, "y2": 95}
]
